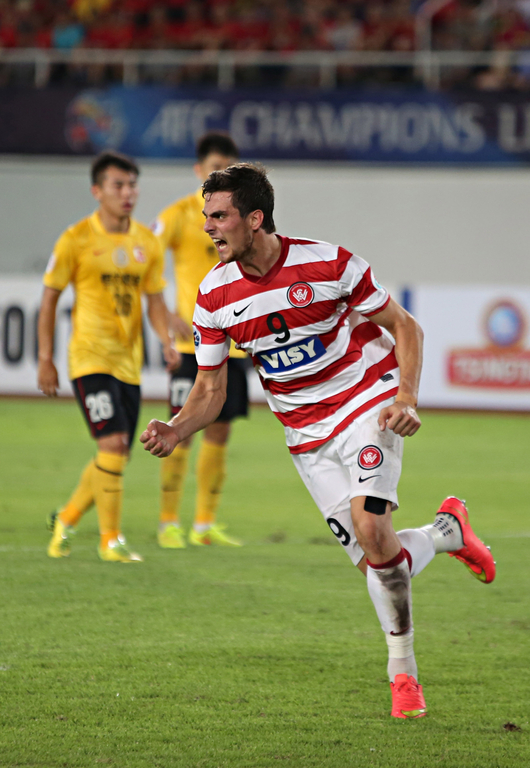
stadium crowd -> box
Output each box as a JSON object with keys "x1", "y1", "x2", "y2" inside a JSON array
[{"x1": 1, "y1": 0, "x2": 530, "y2": 88}]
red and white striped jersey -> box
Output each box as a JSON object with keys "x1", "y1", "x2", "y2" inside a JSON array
[{"x1": 193, "y1": 236, "x2": 399, "y2": 454}]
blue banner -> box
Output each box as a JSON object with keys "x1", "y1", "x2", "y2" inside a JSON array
[{"x1": 3, "y1": 86, "x2": 530, "y2": 163}]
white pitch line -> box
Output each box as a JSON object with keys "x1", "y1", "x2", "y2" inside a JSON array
[{"x1": 1, "y1": 533, "x2": 530, "y2": 554}]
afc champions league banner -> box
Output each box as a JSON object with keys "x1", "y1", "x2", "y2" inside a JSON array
[
  {"x1": 1, "y1": 277, "x2": 529, "y2": 410},
  {"x1": 4, "y1": 86, "x2": 530, "y2": 163}
]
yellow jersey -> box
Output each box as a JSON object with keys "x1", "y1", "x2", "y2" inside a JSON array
[
  {"x1": 153, "y1": 188, "x2": 245, "y2": 357},
  {"x1": 43, "y1": 211, "x2": 166, "y2": 385}
]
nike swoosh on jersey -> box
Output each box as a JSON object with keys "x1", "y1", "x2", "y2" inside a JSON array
[
  {"x1": 233, "y1": 303, "x2": 252, "y2": 317},
  {"x1": 93, "y1": 249, "x2": 106, "y2": 256},
  {"x1": 359, "y1": 474, "x2": 381, "y2": 482}
]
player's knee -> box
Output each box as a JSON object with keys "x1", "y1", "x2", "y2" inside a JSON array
[
  {"x1": 97, "y1": 432, "x2": 129, "y2": 455},
  {"x1": 353, "y1": 514, "x2": 379, "y2": 548},
  {"x1": 205, "y1": 421, "x2": 231, "y2": 445},
  {"x1": 352, "y1": 498, "x2": 391, "y2": 551}
]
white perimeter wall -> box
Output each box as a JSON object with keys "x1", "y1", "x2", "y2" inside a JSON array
[{"x1": 1, "y1": 156, "x2": 530, "y2": 287}]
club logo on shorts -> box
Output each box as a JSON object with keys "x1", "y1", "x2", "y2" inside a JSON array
[
  {"x1": 113, "y1": 248, "x2": 129, "y2": 268},
  {"x1": 193, "y1": 326, "x2": 201, "y2": 348},
  {"x1": 133, "y1": 246, "x2": 146, "y2": 263},
  {"x1": 358, "y1": 445, "x2": 383, "y2": 470},
  {"x1": 287, "y1": 282, "x2": 314, "y2": 308}
]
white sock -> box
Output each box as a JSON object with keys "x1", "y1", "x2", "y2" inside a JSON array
[
  {"x1": 397, "y1": 529, "x2": 436, "y2": 577},
  {"x1": 158, "y1": 521, "x2": 181, "y2": 531},
  {"x1": 422, "y1": 512, "x2": 463, "y2": 554},
  {"x1": 386, "y1": 629, "x2": 418, "y2": 682},
  {"x1": 193, "y1": 523, "x2": 211, "y2": 533},
  {"x1": 366, "y1": 554, "x2": 412, "y2": 635}
]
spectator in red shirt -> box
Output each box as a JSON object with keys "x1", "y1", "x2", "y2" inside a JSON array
[
  {"x1": 230, "y1": 6, "x2": 270, "y2": 50},
  {"x1": 0, "y1": 7, "x2": 19, "y2": 48},
  {"x1": 494, "y1": 8, "x2": 530, "y2": 49},
  {"x1": 171, "y1": 0, "x2": 209, "y2": 49},
  {"x1": 388, "y1": 0, "x2": 415, "y2": 52},
  {"x1": 135, "y1": 6, "x2": 175, "y2": 48},
  {"x1": 297, "y1": 0, "x2": 333, "y2": 51},
  {"x1": 360, "y1": 1, "x2": 392, "y2": 51},
  {"x1": 86, "y1": 10, "x2": 135, "y2": 48},
  {"x1": 267, "y1": 3, "x2": 301, "y2": 52}
]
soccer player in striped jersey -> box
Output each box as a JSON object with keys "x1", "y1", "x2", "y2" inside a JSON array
[
  {"x1": 151, "y1": 133, "x2": 247, "y2": 549},
  {"x1": 140, "y1": 163, "x2": 495, "y2": 718},
  {"x1": 39, "y1": 150, "x2": 178, "y2": 563}
]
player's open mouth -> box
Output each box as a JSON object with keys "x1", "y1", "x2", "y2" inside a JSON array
[{"x1": 212, "y1": 238, "x2": 228, "y2": 253}]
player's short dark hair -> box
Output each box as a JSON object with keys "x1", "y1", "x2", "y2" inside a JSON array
[
  {"x1": 196, "y1": 132, "x2": 239, "y2": 163},
  {"x1": 202, "y1": 163, "x2": 276, "y2": 234},
  {"x1": 91, "y1": 150, "x2": 140, "y2": 186}
]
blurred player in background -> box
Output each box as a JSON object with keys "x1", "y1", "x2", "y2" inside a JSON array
[
  {"x1": 151, "y1": 132, "x2": 247, "y2": 549},
  {"x1": 38, "y1": 150, "x2": 177, "y2": 563},
  {"x1": 141, "y1": 163, "x2": 496, "y2": 718}
]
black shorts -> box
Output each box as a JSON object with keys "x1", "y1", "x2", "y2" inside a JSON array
[
  {"x1": 73, "y1": 373, "x2": 141, "y2": 447},
  {"x1": 169, "y1": 354, "x2": 249, "y2": 422}
]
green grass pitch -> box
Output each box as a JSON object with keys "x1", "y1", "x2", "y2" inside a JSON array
[{"x1": 0, "y1": 398, "x2": 529, "y2": 768}]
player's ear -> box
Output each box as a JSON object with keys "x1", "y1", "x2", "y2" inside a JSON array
[
  {"x1": 249, "y1": 209, "x2": 264, "y2": 231},
  {"x1": 91, "y1": 184, "x2": 102, "y2": 202},
  {"x1": 193, "y1": 162, "x2": 203, "y2": 182}
]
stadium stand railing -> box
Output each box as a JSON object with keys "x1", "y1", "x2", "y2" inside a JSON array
[{"x1": 0, "y1": 47, "x2": 525, "y2": 89}]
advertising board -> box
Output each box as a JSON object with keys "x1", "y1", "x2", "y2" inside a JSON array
[
  {"x1": 2, "y1": 278, "x2": 528, "y2": 410},
  {"x1": 3, "y1": 87, "x2": 530, "y2": 164}
]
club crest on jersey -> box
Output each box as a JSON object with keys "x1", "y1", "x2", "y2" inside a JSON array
[
  {"x1": 257, "y1": 335, "x2": 325, "y2": 374},
  {"x1": 150, "y1": 218, "x2": 164, "y2": 236},
  {"x1": 287, "y1": 282, "x2": 314, "y2": 308},
  {"x1": 193, "y1": 326, "x2": 201, "y2": 348},
  {"x1": 358, "y1": 445, "x2": 383, "y2": 470},
  {"x1": 133, "y1": 246, "x2": 146, "y2": 263},
  {"x1": 113, "y1": 248, "x2": 129, "y2": 268}
]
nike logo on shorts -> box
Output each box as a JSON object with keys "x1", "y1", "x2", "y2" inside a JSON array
[
  {"x1": 359, "y1": 475, "x2": 381, "y2": 482},
  {"x1": 233, "y1": 303, "x2": 252, "y2": 317}
]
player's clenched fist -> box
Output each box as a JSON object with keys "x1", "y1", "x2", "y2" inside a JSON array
[
  {"x1": 140, "y1": 419, "x2": 179, "y2": 457},
  {"x1": 378, "y1": 402, "x2": 421, "y2": 437}
]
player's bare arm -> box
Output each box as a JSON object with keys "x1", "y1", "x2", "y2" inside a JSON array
[
  {"x1": 37, "y1": 286, "x2": 62, "y2": 397},
  {"x1": 140, "y1": 364, "x2": 228, "y2": 457},
  {"x1": 146, "y1": 292, "x2": 181, "y2": 372},
  {"x1": 370, "y1": 298, "x2": 423, "y2": 437}
]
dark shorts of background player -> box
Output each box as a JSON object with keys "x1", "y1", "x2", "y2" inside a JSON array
[
  {"x1": 73, "y1": 373, "x2": 140, "y2": 447},
  {"x1": 169, "y1": 354, "x2": 249, "y2": 422}
]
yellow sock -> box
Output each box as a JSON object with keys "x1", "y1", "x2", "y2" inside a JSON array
[
  {"x1": 195, "y1": 440, "x2": 227, "y2": 528},
  {"x1": 94, "y1": 451, "x2": 127, "y2": 549},
  {"x1": 58, "y1": 458, "x2": 96, "y2": 527},
  {"x1": 159, "y1": 446, "x2": 191, "y2": 525}
]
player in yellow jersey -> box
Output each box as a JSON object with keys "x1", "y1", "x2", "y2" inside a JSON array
[
  {"x1": 151, "y1": 133, "x2": 248, "y2": 549},
  {"x1": 38, "y1": 150, "x2": 178, "y2": 563}
]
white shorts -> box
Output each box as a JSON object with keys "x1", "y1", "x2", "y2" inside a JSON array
[{"x1": 291, "y1": 398, "x2": 404, "y2": 566}]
